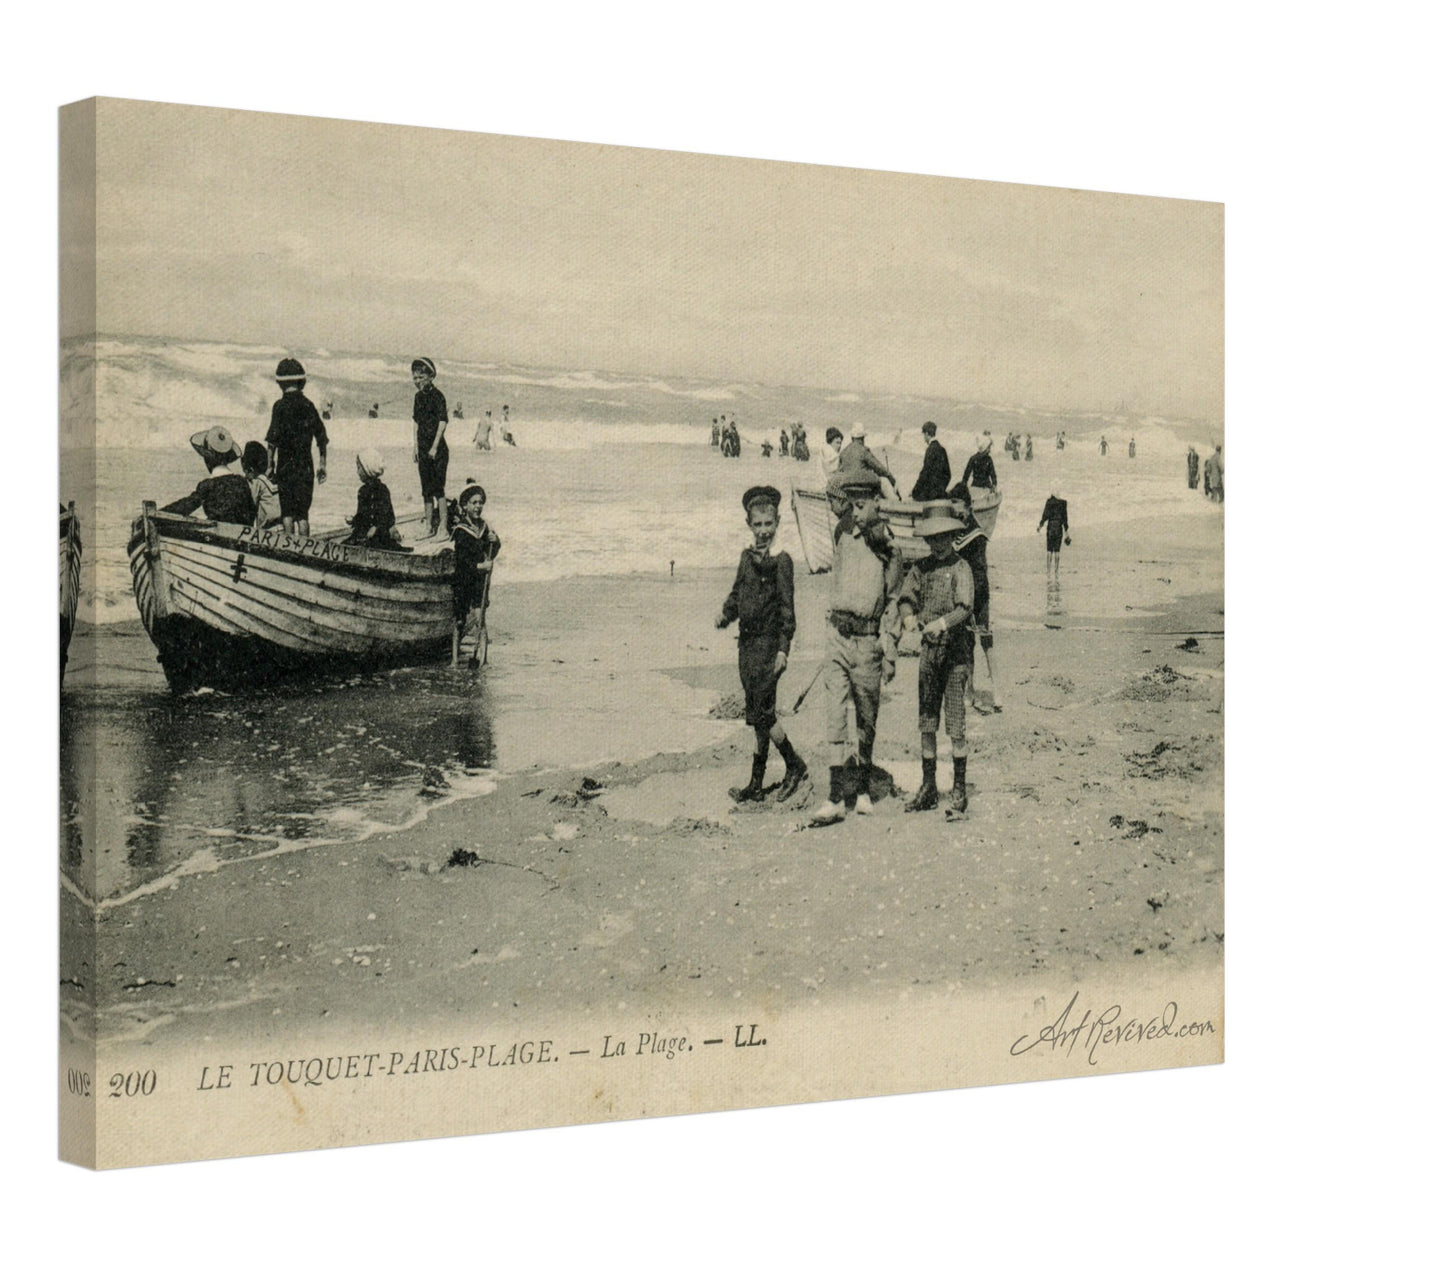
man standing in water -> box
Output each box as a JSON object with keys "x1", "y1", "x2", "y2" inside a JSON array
[
  {"x1": 1038, "y1": 491, "x2": 1070, "y2": 579},
  {"x1": 910, "y1": 420, "x2": 952, "y2": 501}
]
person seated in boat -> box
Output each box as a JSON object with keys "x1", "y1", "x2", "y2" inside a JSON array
[
  {"x1": 345, "y1": 449, "x2": 404, "y2": 550},
  {"x1": 949, "y1": 434, "x2": 998, "y2": 512},
  {"x1": 265, "y1": 357, "x2": 328, "y2": 537},
  {"x1": 241, "y1": 441, "x2": 281, "y2": 530},
  {"x1": 820, "y1": 426, "x2": 845, "y2": 477},
  {"x1": 161, "y1": 426, "x2": 256, "y2": 526},
  {"x1": 838, "y1": 422, "x2": 898, "y2": 497},
  {"x1": 450, "y1": 481, "x2": 501, "y2": 666}
]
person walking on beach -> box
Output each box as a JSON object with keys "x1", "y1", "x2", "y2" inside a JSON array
[
  {"x1": 1187, "y1": 446, "x2": 1200, "y2": 489},
  {"x1": 1128, "y1": 436, "x2": 1137, "y2": 459},
  {"x1": 779, "y1": 427, "x2": 790, "y2": 458},
  {"x1": 1203, "y1": 445, "x2": 1224, "y2": 502},
  {"x1": 1057, "y1": 431, "x2": 1065, "y2": 450},
  {"x1": 716, "y1": 485, "x2": 809, "y2": 804},
  {"x1": 1025, "y1": 434, "x2": 1034, "y2": 462},
  {"x1": 812, "y1": 469, "x2": 903, "y2": 825},
  {"x1": 412, "y1": 357, "x2": 449, "y2": 538},
  {"x1": 162, "y1": 426, "x2": 256, "y2": 526},
  {"x1": 1099, "y1": 435, "x2": 1109, "y2": 456},
  {"x1": 1038, "y1": 491, "x2": 1070, "y2": 579},
  {"x1": 451, "y1": 481, "x2": 501, "y2": 666},
  {"x1": 839, "y1": 422, "x2": 898, "y2": 498},
  {"x1": 897, "y1": 504, "x2": 976, "y2": 815},
  {"x1": 711, "y1": 418, "x2": 720, "y2": 448},
  {"x1": 265, "y1": 357, "x2": 328, "y2": 536},
  {"x1": 910, "y1": 420, "x2": 952, "y2": 501}
]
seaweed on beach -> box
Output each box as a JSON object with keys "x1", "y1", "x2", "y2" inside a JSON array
[
  {"x1": 1124, "y1": 738, "x2": 1210, "y2": 780},
  {"x1": 708, "y1": 691, "x2": 747, "y2": 720},
  {"x1": 1121, "y1": 665, "x2": 1201, "y2": 702}
]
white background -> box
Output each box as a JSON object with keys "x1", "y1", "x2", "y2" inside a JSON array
[{"x1": 5, "y1": 3, "x2": 1435, "y2": 1261}]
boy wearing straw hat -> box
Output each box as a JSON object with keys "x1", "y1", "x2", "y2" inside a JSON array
[
  {"x1": 265, "y1": 357, "x2": 328, "y2": 537},
  {"x1": 716, "y1": 485, "x2": 809, "y2": 804},
  {"x1": 897, "y1": 503, "x2": 977, "y2": 815}
]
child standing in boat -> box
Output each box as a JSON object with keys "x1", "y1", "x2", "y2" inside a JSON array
[
  {"x1": 265, "y1": 357, "x2": 328, "y2": 536},
  {"x1": 451, "y1": 482, "x2": 501, "y2": 666},
  {"x1": 715, "y1": 485, "x2": 808, "y2": 804},
  {"x1": 412, "y1": 357, "x2": 450, "y2": 538}
]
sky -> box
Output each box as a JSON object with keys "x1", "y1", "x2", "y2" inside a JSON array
[{"x1": 74, "y1": 98, "x2": 1222, "y2": 419}]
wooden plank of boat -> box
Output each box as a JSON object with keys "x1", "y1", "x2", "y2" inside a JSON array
[
  {"x1": 880, "y1": 489, "x2": 1002, "y2": 548},
  {"x1": 129, "y1": 502, "x2": 458, "y2": 689},
  {"x1": 60, "y1": 502, "x2": 82, "y2": 683},
  {"x1": 789, "y1": 484, "x2": 835, "y2": 574}
]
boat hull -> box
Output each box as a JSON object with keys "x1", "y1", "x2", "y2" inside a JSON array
[
  {"x1": 60, "y1": 504, "x2": 82, "y2": 683},
  {"x1": 128, "y1": 504, "x2": 457, "y2": 690}
]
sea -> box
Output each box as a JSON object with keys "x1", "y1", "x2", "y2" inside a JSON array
[{"x1": 60, "y1": 335, "x2": 1223, "y2": 907}]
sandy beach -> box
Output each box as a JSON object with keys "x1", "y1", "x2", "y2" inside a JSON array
[{"x1": 63, "y1": 506, "x2": 1222, "y2": 1074}]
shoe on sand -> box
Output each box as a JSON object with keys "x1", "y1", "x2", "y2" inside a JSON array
[
  {"x1": 904, "y1": 784, "x2": 938, "y2": 813},
  {"x1": 855, "y1": 792, "x2": 873, "y2": 815},
  {"x1": 729, "y1": 783, "x2": 765, "y2": 804},
  {"x1": 811, "y1": 799, "x2": 846, "y2": 825},
  {"x1": 777, "y1": 763, "x2": 808, "y2": 802}
]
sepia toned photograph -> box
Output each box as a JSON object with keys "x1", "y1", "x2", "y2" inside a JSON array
[{"x1": 60, "y1": 97, "x2": 1223, "y2": 1168}]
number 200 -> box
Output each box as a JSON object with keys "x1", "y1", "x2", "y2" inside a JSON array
[{"x1": 109, "y1": 1070, "x2": 156, "y2": 1098}]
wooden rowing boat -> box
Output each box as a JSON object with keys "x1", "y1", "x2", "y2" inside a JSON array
[
  {"x1": 790, "y1": 483, "x2": 1002, "y2": 575},
  {"x1": 128, "y1": 502, "x2": 457, "y2": 690},
  {"x1": 60, "y1": 502, "x2": 82, "y2": 683}
]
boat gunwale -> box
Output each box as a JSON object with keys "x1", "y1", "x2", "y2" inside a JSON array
[{"x1": 130, "y1": 506, "x2": 455, "y2": 584}]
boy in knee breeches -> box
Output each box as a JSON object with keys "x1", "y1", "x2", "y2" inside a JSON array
[
  {"x1": 898, "y1": 504, "x2": 977, "y2": 814},
  {"x1": 716, "y1": 486, "x2": 808, "y2": 803},
  {"x1": 812, "y1": 470, "x2": 903, "y2": 825}
]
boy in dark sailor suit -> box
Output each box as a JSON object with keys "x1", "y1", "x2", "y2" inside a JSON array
[
  {"x1": 716, "y1": 485, "x2": 808, "y2": 803},
  {"x1": 451, "y1": 481, "x2": 501, "y2": 667}
]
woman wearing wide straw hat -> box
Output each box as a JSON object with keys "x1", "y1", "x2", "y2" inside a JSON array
[{"x1": 161, "y1": 426, "x2": 256, "y2": 526}]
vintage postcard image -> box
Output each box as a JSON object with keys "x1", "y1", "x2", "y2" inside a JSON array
[{"x1": 60, "y1": 99, "x2": 1223, "y2": 1167}]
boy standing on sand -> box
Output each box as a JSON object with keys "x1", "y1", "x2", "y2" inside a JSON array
[
  {"x1": 716, "y1": 486, "x2": 809, "y2": 803},
  {"x1": 812, "y1": 469, "x2": 903, "y2": 825},
  {"x1": 412, "y1": 357, "x2": 449, "y2": 538},
  {"x1": 898, "y1": 506, "x2": 976, "y2": 815},
  {"x1": 266, "y1": 357, "x2": 328, "y2": 536}
]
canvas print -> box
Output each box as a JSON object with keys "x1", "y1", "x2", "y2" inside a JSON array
[{"x1": 59, "y1": 99, "x2": 1223, "y2": 1168}]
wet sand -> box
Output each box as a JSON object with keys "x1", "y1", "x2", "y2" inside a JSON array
[{"x1": 64, "y1": 507, "x2": 1222, "y2": 1061}]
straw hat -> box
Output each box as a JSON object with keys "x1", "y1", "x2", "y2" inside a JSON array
[
  {"x1": 189, "y1": 426, "x2": 241, "y2": 465},
  {"x1": 914, "y1": 502, "x2": 969, "y2": 537}
]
